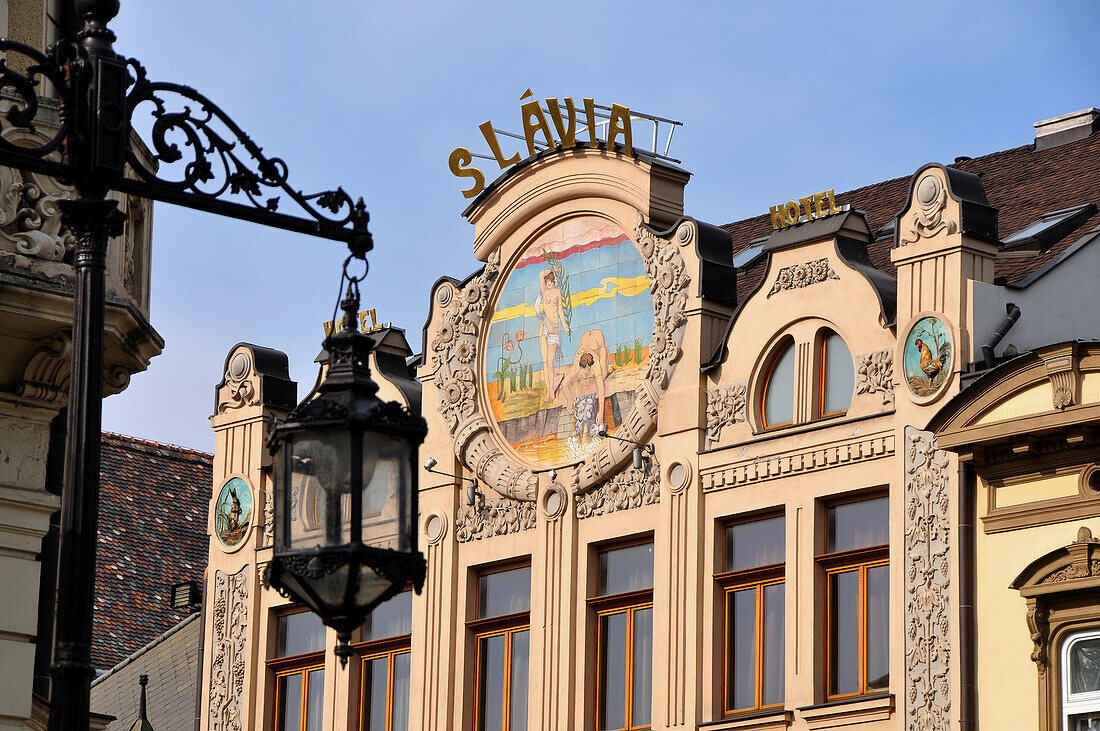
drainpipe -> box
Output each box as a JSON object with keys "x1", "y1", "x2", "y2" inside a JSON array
[
  {"x1": 958, "y1": 462, "x2": 977, "y2": 730},
  {"x1": 981, "y1": 303, "x2": 1021, "y2": 369}
]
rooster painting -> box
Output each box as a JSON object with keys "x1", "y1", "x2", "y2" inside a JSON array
[{"x1": 905, "y1": 318, "x2": 952, "y2": 396}]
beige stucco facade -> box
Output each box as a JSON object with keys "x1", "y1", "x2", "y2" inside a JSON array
[{"x1": 195, "y1": 138, "x2": 1100, "y2": 731}]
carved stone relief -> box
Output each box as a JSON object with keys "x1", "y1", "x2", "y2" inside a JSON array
[
  {"x1": 904, "y1": 427, "x2": 951, "y2": 731},
  {"x1": 0, "y1": 158, "x2": 76, "y2": 262},
  {"x1": 856, "y1": 349, "x2": 895, "y2": 406},
  {"x1": 1041, "y1": 352, "x2": 1078, "y2": 411},
  {"x1": 899, "y1": 173, "x2": 957, "y2": 246},
  {"x1": 575, "y1": 460, "x2": 660, "y2": 519},
  {"x1": 430, "y1": 213, "x2": 690, "y2": 500},
  {"x1": 705, "y1": 384, "x2": 746, "y2": 446},
  {"x1": 766, "y1": 258, "x2": 839, "y2": 297},
  {"x1": 209, "y1": 566, "x2": 248, "y2": 731},
  {"x1": 16, "y1": 330, "x2": 129, "y2": 405},
  {"x1": 217, "y1": 350, "x2": 260, "y2": 413},
  {"x1": 455, "y1": 496, "x2": 536, "y2": 542}
]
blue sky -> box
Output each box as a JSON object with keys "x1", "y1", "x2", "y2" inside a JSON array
[{"x1": 101, "y1": 0, "x2": 1100, "y2": 450}]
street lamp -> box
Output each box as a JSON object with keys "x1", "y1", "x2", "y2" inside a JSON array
[
  {"x1": 265, "y1": 263, "x2": 428, "y2": 666},
  {"x1": 0, "y1": 0, "x2": 382, "y2": 726}
]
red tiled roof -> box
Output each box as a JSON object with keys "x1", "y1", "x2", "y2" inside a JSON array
[
  {"x1": 92, "y1": 433, "x2": 211, "y2": 671},
  {"x1": 724, "y1": 130, "x2": 1100, "y2": 302}
]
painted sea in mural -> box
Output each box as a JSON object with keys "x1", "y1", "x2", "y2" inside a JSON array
[{"x1": 485, "y1": 217, "x2": 654, "y2": 466}]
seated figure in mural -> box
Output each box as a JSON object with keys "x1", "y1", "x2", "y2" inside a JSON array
[
  {"x1": 535, "y1": 267, "x2": 570, "y2": 403},
  {"x1": 560, "y1": 329, "x2": 612, "y2": 439}
]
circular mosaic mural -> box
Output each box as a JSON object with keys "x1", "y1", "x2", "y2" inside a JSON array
[
  {"x1": 903, "y1": 316, "x2": 953, "y2": 397},
  {"x1": 214, "y1": 476, "x2": 253, "y2": 548},
  {"x1": 484, "y1": 216, "x2": 654, "y2": 467}
]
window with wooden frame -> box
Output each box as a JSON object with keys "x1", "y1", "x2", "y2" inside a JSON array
[
  {"x1": 592, "y1": 541, "x2": 653, "y2": 731},
  {"x1": 762, "y1": 338, "x2": 796, "y2": 430},
  {"x1": 354, "y1": 590, "x2": 413, "y2": 731},
  {"x1": 818, "y1": 495, "x2": 889, "y2": 700},
  {"x1": 717, "y1": 514, "x2": 785, "y2": 715},
  {"x1": 817, "y1": 330, "x2": 853, "y2": 419},
  {"x1": 270, "y1": 608, "x2": 327, "y2": 731},
  {"x1": 470, "y1": 563, "x2": 531, "y2": 731}
]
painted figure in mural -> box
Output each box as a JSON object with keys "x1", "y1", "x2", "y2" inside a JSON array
[
  {"x1": 560, "y1": 329, "x2": 612, "y2": 439},
  {"x1": 904, "y1": 316, "x2": 953, "y2": 396},
  {"x1": 227, "y1": 484, "x2": 242, "y2": 533},
  {"x1": 535, "y1": 268, "x2": 571, "y2": 402}
]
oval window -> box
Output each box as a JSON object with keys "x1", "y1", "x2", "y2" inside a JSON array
[
  {"x1": 820, "y1": 332, "x2": 853, "y2": 417},
  {"x1": 762, "y1": 341, "x2": 795, "y2": 429}
]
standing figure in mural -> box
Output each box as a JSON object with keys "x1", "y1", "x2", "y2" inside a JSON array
[
  {"x1": 535, "y1": 268, "x2": 571, "y2": 402},
  {"x1": 227, "y1": 484, "x2": 242, "y2": 533},
  {"x1": 560, "y1": 329, "x2": 612, "y2": 439}
]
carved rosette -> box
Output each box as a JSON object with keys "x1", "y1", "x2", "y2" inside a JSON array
[
  {"x1": 856, "y1": 349, "x2": 895, "y2": 406},
  {"x1": 766, "y1": 258, "x2": 839, "y2": 297},
  {"x1": 705, "y1": 384, "x2": 746, "y2": 446},
  {"x1": 431, "y1": 213, "x2": 690, "y2": 500},
  {"x1": 455, "y1": 497, "x2": 537, "y2": 542},
  {"x1": 899, "y1": 172, "x2": 957, "y2": 246},
  {"x1": 209, "y1": 566, "x2": 249, "y2": 731},
  {"x1": 217, "y1": 350, "x2": 260, "y2": 413},
  {"x1": 575, "y1": 460, "x2": 660, "y2": 519},
  {"x1": 904, "y1": 427, "x2": 951, "y2": 731}
]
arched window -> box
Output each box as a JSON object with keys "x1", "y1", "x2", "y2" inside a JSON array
[
  {"x1": 819, "y1": 332, "x2": 854, "y2": 418},
  {"x1": 762, "y1": 340, "x2": 795, "y2": 430},
  {"x1": 1063, "y1": 630, "x2": 1100, "y2": 729}
]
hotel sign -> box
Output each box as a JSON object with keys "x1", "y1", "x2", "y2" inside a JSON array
[
  {"x1": 322, "y1": 308, "x2": 383, "y2": 337},
  {"x1": 769, "y1": 189, "x2": 847, "y2": 230},
  {"x1": 448, "y1": 91, "x2": 639, "y2": 200}
]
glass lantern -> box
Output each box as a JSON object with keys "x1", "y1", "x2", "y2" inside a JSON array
[{"x1": 265, "y1": 291, "x2": 427, "y2": 664}]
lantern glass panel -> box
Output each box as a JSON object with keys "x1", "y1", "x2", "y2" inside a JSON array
[
  {"x1": 361, "y1": 431, "x2": 412, "y2": 553},
  {"x1": 287, "y1": 430, "x2": 351, "y2": 551}
]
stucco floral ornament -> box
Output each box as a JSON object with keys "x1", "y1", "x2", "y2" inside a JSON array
[
  {"x1": 900, "y1": 172, "x2": 957, "y2": 245},
  {"x1": 705, "y1": 383, "x2": 747, "y2": 446},
  {"x1": 455, "y1": 496, "x2": 536, "y2": 542}
]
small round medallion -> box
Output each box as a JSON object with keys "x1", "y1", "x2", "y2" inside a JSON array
[
  {"x1": 425, "y1": 512, "x2": 448, "y2": 544},
  {"x1": 543, "y1": 483, "x2": 568, "y2": 519},
  {"x1": 215, "y1": 477, "x2": 253, "y2": 549},
  {"x1": 903, "y1": 316, "x2": 953, "y2": 398}
]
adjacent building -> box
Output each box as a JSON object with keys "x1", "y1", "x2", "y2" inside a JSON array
[{"x1": 195, "y1": 104, "x2": 1100, "y2": 731}]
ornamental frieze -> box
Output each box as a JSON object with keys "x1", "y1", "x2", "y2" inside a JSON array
[
  {"x1": 455, "y1": 497, "x2": 537, "y2": 542},
  {"x1": 705, "y1": 383, "x2": 746, "y2": 446},
  {"x1": 903, "y1": 427, "x2": 951, "y2": 731},
  {"x1": 856, "y1": 349, "x2": 895, "y2": 406},
  {"x1": 209, "y1": 566, "x2": 248, "y2": 731},
  {"x1": 766, "y1": 258, "x2": 839, "y2": 297},
  {"x1": 430, "y1": 212, "x2": 689, "y2": 500},
  {"x1": 575, "y1": 460, "x2": 660, "y2": 519}
]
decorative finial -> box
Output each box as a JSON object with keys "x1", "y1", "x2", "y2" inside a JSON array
[{"x1": 138, "y1": 673, "x2": 149, "y2": 720}]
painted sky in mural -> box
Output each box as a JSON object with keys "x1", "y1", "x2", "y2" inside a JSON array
[{"x1": 485, "y1": 217, "x2": 654, "y2": 466}]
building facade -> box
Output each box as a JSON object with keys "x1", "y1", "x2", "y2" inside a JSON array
[{"x1": 197, "y1": 105, "x2": 1100, "y2": 731}]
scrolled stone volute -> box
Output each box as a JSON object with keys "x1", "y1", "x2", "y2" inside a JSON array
[
  {"x1": 893, "y1": 162, "x2": 997, "y2": 248},
  {"x1": 213, "y1": 343, "x2": 297, "y2": 417}
]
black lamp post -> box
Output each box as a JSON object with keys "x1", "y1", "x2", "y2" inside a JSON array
[
  {"x1": 265, "y1": 270, "x2": 428, "y2": 666},
  {"x1": 0, "y1": 1, "x2": 385, "y2": 727}
]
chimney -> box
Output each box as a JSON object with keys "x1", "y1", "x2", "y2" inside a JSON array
[{"x1": 1034, "y1": 108, "x2": 1100, "y2": 151}]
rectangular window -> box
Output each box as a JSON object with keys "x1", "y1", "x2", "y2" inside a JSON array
[
  {"x1": 354, "y1": 591, "x2": 413, "y2": 731},
  {"x1": 717, "y1": 515, "x2": 785, "y2": 715},
  {"x1": 818, "y1": 496, "x2": 889, "y2": 700},
  {"x1": 470, "y1": 564, "x2": 531, "y2": 731},
  {"x1": 271, "y1": 609, "x2": 327, "y2": 731},
  {"x1": 593, "y1": 542, "x2": 653, "y2": 731}
]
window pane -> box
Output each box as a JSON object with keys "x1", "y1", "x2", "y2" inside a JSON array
[
  {"x1": 1071, "y1": 637, "x2": 1100, "y2": 694},
  {"x1": 392, "y1": 652, "x2": 411, "y2": 731},
  {"x1": 599, "y1": 612, "x2": 628, "y2": 731},
  {"x1": 277, "y1": 674, "x2": 303, "y2": 731},
  {"x1": 821, "y1": 333, "x2": 853, "y2": 416},
  {"x1": 362, "y1": 656, "x2": 389, "y2": 731},
  {"x1": 510, "y1": 630, "x2": 530, "y2": 731},
  {"x1": 762, "y1": 583, "x2": 785, "y2": 707},
  {"x1": 306, "y1": 668, "x2": 324, "y2": 731},
  {"x1": 725, "y1": 516, "x2": 784, "y2": 572},
  {"x1": 277, "y1": 611, "x2": 327, "y2": 657},
  {"x1": 727, "y1": 588, "x2": 757, "y2": 711},
  {"x1": 598, "y1": 543, "x2": 654, "y2": 596},
  {"x1": 632, "y1": 607, "x2": 652, "y2": 727},
  {"x1": 827, "y1": 497, "x2": 888, "y2": 553},
  {"x1": 478, "y1": 634, "x2": 506, "y2": 731},
  {"x1": 478, "y1": 566, "x2": 532, "y2": 619},
  {"x1": 359, "y1": 590, "x2": 413, "y2": 642},
  {"x1": 829, "y1": 570, "x2": 859, "y2": 696},
  {"x1": 763, "y1": 343, "x2": 795, "y2": 428},
  {"x1": 866, "y1": 565, "x2": 889, "y2": 691}
]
